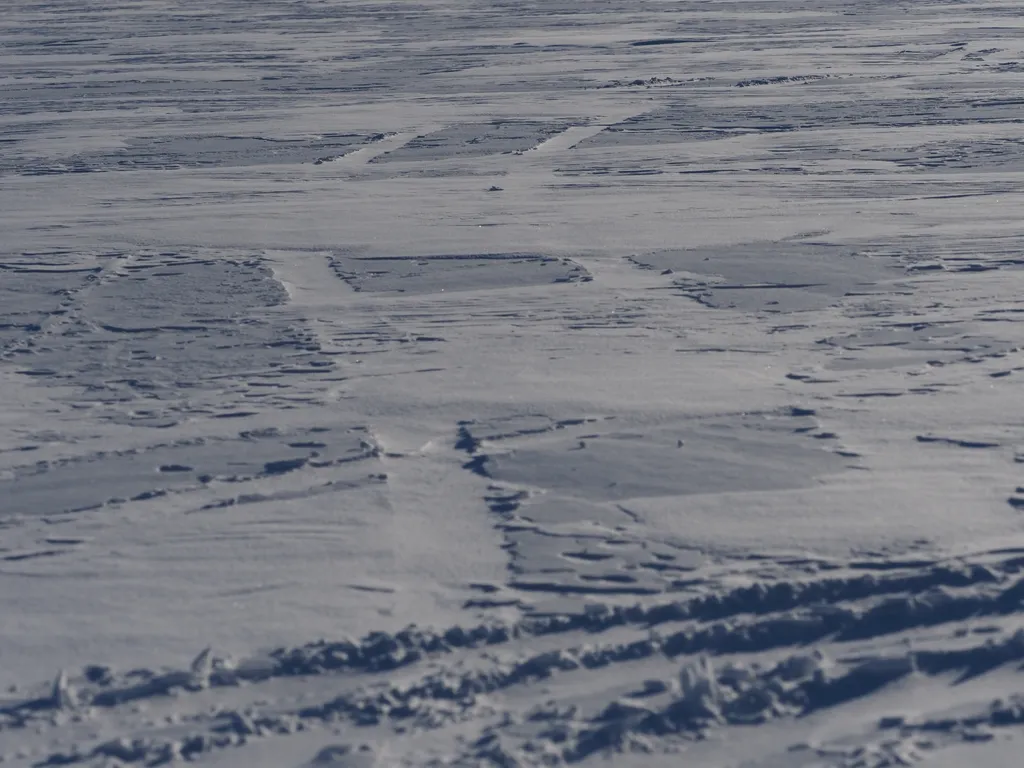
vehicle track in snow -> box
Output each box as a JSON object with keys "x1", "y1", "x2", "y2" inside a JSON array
[{"x1": 5, "y1": 547, "x2": 1024, "y2": 766}]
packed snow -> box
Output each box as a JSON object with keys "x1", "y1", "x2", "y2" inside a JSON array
[{"x1": 1, "y1": 0, "x2": 1024, "y2": 765}]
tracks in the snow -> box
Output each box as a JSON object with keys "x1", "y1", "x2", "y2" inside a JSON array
[{"x1": 5, "y1": 549, "x2": 1024, "y2": 765}]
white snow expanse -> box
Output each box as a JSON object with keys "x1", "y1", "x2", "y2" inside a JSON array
[{"x1": 2, "y1": 0, "x2": 1024, "y2": 765}]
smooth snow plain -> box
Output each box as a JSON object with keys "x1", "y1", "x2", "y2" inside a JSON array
[{"x1": 1, "y1": 0, "x2": 1024, "y2": 765}]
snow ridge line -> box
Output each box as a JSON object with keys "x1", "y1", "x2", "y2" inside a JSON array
[
  {"x1": 27, "y1": 613, "x2": 1024, "y2": 766},
  {"x1": 0, "y1": 556, "x2": 1014, "y2": 719}
]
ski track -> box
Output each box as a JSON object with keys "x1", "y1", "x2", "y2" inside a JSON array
[{"x1": 2, "y1": 0, "x2": 1024, "y2": 765}]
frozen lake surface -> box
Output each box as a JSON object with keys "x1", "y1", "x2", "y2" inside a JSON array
[{"x1": 2, "y1": 0, "x2": 1024, "y2": 765}]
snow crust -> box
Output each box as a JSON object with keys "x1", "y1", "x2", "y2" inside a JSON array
[{"x1": 1, "y1": 0, "x2": 1024, "y2": 765}]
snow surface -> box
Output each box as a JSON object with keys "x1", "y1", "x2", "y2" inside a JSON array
[{"x1": 1, "y1": 0, "x2": 1024, "y2": 765}]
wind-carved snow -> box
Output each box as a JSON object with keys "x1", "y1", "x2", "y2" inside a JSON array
[
  {"x1": 2, "y1": 0, "x2": 1024, "y2": 766},
  {"x1": 4, "y1": 134, "x2": 374, "y2": 176},
  {"x1": 370, "y1": 121, "x2": 575, "y2": 164},
  {"x1": 330, "y1": 253, "x2": 591, "y2": 295}
]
